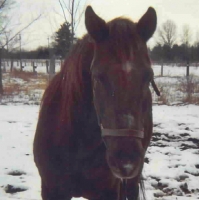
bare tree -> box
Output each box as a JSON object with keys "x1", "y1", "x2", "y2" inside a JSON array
[
  {"x1": 194, "y1": 31, "x2": 199, "y2": 47},
  {"x1": 181, "y1": 24, "x2": 192, "y2": 65},
  {"x1": 0, "y1": 0, "x2": 14, "y2": 95},
  {"x1": 0, "y1": 0, "x2": 15, "y2": 35},
  {"x1": 0, "y1": 0, "x2": 41, "y2": 95},
  {"x1": 1, "y1": 14, "x2": 41, "y2": 49},
  {"x1": 181, "y1": 24, "x2": 192, "y2": 47},
  {"x1": 0, "y1": 0, "x2": 11, "y2": 9},
  {"x1": 58, "y1": 0, "x2": 86, "y2": 43},
  {"x1": 1, "y1": 29, "x2": 18, "y2": 51},
  {"x1": 156, "y1": 20, "x2": 177, "y2": 48}
]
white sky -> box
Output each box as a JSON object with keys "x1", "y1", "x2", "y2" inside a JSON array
[{"x1": 6, "y1": 0, "x2": 199, "y2": 50}]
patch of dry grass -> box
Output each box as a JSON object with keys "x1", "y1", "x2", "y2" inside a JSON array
[
  {"x1": 153, "y1": 75, "x2": 199, "y2": 105},
  {"x1": 152, "y1": 80, "x2": 178, "y2": 105},
  {"x1": 10, "y1": 69, "x2": 37, "y2": 81},
  {"x1": 177, "y1": 75, "x2": 199, "y2": 104},
  {"x1": 1, "y1": 70, "x2": 48, "y2": 103},
  {"x1": 3, "y1": 83, "x2": 21, "y2": 96},
  {"x1": 2, "y1": 69, "x2": 199, "y2": 105}
]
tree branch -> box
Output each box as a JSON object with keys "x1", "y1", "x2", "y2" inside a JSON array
[
  {"x1": 0, "y1": 0, "x2": 7, "y2": 9},
  {"x1": 1, "y1": 13, "x2": 42, "y2": 48},
  {"x1": 58, "y1": 0, "x2": 67, "y2": 23}
]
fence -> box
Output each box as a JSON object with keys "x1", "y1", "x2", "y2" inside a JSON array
[
  {"x1": 1, "y1": 59, "x2": 199, "y2": 77},
  {"x1": 1, "y1": 59, "x2": 64, "y2": 75},
  {"x1": 152, "y1": 62, "x2": 199, "y2": 77}
]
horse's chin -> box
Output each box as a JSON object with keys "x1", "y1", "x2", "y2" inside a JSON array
[
  {"x1": 111, "y1": 167, "x2": 140, "y2": 179},
  {"x1": 107, "y1": 157, "x2": 143, "y2": 179}
]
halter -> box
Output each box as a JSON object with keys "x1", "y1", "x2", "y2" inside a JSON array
[{"x1": 100, "y1": 125, "x2": 144, "y2": 139}]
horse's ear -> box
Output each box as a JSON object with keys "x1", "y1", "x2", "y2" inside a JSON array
[
  {"x1": 137, "y1": 7, "x2": 157, "y2": 42},
  {"x1": 85, "y1": 6, "x2": 109, "y2": 42}
]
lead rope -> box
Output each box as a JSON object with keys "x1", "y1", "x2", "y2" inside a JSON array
[
  {"x1": 122, "y1": 179, "x2": 128, "y2": 200},
  {"x1": 151, "y1": 79, "x2": 160, "y2": 96}
]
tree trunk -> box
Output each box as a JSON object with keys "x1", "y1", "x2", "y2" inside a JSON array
[
  {"x1": 71, "y1": 0, "x2": 75, "y2": 44},
  {"x1": 186, "y1": 61, "x2": 189, "y2": 77},
  {"x1": 0, "y1": 48, "x2": 4, "y2": 95}
]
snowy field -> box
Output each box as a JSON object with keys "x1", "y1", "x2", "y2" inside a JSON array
[
  {"x1": 0, "y1": 64, "x2": 199, "y2": 199},
  {"x1": 0, "y1": 105, "x2": 199, "y2": 200}
]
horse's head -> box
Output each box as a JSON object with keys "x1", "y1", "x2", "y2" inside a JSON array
[{"x1": 85, "y1": 6, "x2": 157, "y2": 179}]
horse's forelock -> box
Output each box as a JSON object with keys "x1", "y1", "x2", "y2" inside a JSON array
[{"x1": 107, "y1": 18, "x2": 140, "y2": 61}]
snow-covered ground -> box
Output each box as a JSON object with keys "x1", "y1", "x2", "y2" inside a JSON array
[
  {"x1": 0, "y1": 105, "x2": 199, "y2": 200},
  {"x1": 0, "y1": 64, "x2": 199, "y2": 199}
]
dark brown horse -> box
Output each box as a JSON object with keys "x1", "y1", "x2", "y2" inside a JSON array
[{"x1": 33, "y1": 5, "x2": 158, "y2": 200}]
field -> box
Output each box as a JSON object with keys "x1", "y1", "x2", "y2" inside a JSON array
[{"x1": 0, "y1": 63, "x2": 199, "y2": 200}]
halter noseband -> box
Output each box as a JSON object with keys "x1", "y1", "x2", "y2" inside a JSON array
[{"x1": 101, "y1": 125, "x2": 144, "y2": 139}]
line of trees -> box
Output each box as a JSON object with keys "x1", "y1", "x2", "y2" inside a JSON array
[
  {"x1": 3, "y1": 19, "x2": 199, "y2": 63},
  {"x1": 149, "y1": 20, "x2": 199, "y2": 63}
]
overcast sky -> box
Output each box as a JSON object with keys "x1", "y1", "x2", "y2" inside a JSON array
[{"x1": 7, "y1": 0, "x2": 199, "y2": 50}]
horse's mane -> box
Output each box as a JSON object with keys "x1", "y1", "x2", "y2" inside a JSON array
[
  {"x1": 40, "y1": 35, "x2": 93, "y2": 139},
  {"x1": 40, "y1": 17, "x2": 141, "y2": 139}
]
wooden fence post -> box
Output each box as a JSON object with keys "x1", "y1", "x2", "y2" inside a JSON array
[
  {"x1": 10, "y1": 59, "x2": 13, "y2": 72},
  {"x1": 20, "y1": 59, "x2": 24, "y2": 71},
  {"x1": 3, "y1": 61, "x2": 6, "y2": 72},
  {"x1": 46, "y1": 60, "x2": 49, "y2": 74},
  {"x1": 49, "y1": 55, "x2": 55, "y2": 79},
  {"x1": 31, "y1": 61, "x2": 37, "y2": 74},
  {"x1": 186, "y1": 61, "x2": 189, "y2": 77},
  {"x1": 161, "y1": 61, "x2": 164, "y2": 76}
]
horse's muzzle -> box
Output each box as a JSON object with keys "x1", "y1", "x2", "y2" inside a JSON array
[
  {"x1": 102, "y1": 134, "x2": 144, "y2": 179},
  {"x1": 106, "y1": 147, "x2": 143, "y2": 179}
]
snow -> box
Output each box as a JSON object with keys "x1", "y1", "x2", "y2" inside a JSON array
[{"x1": 0, "y1": 104, "x2": 199, "y2": 200}]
